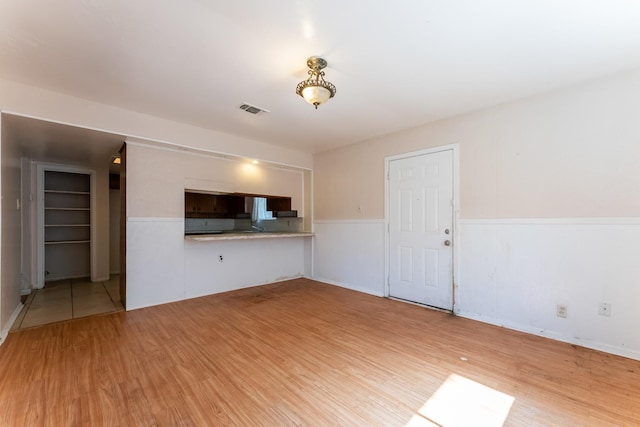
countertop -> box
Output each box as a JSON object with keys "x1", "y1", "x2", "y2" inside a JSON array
[{"x1": 185, "y1": 231, "x2": 315, "y2": 241}]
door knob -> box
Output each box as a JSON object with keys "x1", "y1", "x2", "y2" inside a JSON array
[{"x1": 444, "y1": 240, "x2": 451, "y2": 246}]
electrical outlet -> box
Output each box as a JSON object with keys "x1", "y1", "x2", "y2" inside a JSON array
[
  {"x1": 218, "y1": 254, "x2": 224, "y2": 262},
  {"x1": 556, "y1": 304, "x2": 567, "y2": 318},
  {"x1": 598, "y1": 302, "x2": 612, "y2": 316}
]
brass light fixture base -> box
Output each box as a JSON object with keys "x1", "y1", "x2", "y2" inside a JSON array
[{"x1": 306, "y1": 56, "x2": 327, "y2": 71}]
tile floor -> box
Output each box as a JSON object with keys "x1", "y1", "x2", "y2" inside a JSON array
[{"x1": 12, "y1": 276, "x2": 123, "y2": 330}]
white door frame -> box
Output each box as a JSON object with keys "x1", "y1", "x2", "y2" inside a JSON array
[
  {"x1": 384, "y1": 143, "x2": 460, "y2": 311},
  {"x1": 36, "y1": 162, "x2": 97, "y2": 288}
]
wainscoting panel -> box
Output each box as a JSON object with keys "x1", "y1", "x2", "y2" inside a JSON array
[
  {"x1": 458, "y1": 218, "x2": 640, "y2": 360},
  {"x1": 126, "y1": 217, "x2": 186, "y2": 310},
  {"x1": 184, "y1": 237, "x2": 306, "y2": 299},
  {"x1": 312, "y1": 220, "x2": 385, "y2": 296},
  {"x1": 312, "y1": 217, "x2": 640, "y2": 360}
]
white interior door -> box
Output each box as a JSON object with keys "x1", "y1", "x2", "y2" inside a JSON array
[{"x1": 388, "y1": 149, "x2": 453, "y2": 309}]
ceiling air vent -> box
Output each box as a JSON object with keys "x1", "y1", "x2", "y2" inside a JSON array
[{"x1": 239, "y1": 103, "x2": 271, "y2": 115}]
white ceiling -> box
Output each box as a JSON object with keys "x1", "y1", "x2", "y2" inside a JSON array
[
  {"x1": 1, "y1": 0, "x2": 640, "y2": 155},
  {"x1": 2, "y1": 113, "x2": 125, "y2": 170}
]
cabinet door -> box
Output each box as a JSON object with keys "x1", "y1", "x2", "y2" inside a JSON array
[
  {"x1": 227, "y1": 196, "x2": 246, "y2": 218},
  {"x1": 212, "y1": 195, "x2": 228, "y2": 215},
  {"x1": 185, "y1": 193, "x2": 245, "y2": 218},
  {"x1": 185, "y1": 193, "x2": 200, "y2": 216},
  {"x1": 197, "y1": 194, "x2": 214, "y2": 215},
  {"x1": 266, "y1": 197, "x2": 292, "y2": 212}
]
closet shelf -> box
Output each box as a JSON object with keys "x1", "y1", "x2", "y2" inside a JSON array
[
  {"x1": 44, "y1": 190, "x2": 90, "y2": 195},
  {"x1": 45, "y1": 240, "x2": 91, "y2": 245},
  {"x1": 45, "y1": 207, "x2": 90, "y2": 211},
  {"x1": 44, "y1": 224, "x2": 91, "y2": 227}
]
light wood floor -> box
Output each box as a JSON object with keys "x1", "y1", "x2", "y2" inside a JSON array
[{"x1": 1, "y1": 279, "x2": 638, "y2": 426}]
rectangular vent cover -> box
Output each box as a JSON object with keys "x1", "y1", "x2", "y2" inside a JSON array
[{"x1": 239, "y1": 103, "x2": 270, "y2": 115}]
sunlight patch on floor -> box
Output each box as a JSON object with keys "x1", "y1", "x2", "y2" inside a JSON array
[{"x1": 405, "y1": 374, "x2": 514, "y2": 427}]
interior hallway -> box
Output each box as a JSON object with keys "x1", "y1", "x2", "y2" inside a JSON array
[{"x1": 11, "y1": 276, "x2": 122, "y2": 330}]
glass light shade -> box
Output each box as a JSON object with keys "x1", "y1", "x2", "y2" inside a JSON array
[{"x1": 301, "y1": 85, "x2": 331, "y2": 106}]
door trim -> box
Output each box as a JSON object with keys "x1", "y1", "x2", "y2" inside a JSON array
[
  {"x1": 119, "y1": 143, "x2": 127, "y2": 309},
  {"x1": 384, "y1": 143, "x2": 460, "y2": 312}
]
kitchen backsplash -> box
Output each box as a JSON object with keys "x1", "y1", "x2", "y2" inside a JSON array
[{"x1": 185, "y1": 217, "x2": 303, "y2": 233}]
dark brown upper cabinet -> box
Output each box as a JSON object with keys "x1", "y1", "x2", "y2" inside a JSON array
[{"x1": 185, "y1": 192, "x2": 294, "y2": 219}]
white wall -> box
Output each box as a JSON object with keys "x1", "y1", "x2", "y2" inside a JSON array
[
  {"x1": 126, "y1": 142, "x2": 306, "y2": 219},
  {"x1": 312, "y1": 220, "x2": 385, "y2": 296},
  {"x1": 126, "y1": 218, "x2": 185, "y2": 309},
  {"x1": 184, "y1": 237, "x2": 308, "y2": 299},
  {"x1": 125, "y1": 142, "x2": 311, "y2": 310},
  {"x1": 315, "y1": 69, "x2": 640, "y2": 220},
  {"x1": 459, "y1": 219, "x2": 640, "y2": 359},
  {"x1": 0, "y1": 115, "x2": 23, "y2": 341},
  {"x1": 313, "y1": 68, "x2": 640, "y2": 360}
]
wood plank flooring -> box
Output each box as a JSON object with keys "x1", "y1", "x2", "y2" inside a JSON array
[{"x1": 1, "y1": 278, "x2": 639, "y2": 426}]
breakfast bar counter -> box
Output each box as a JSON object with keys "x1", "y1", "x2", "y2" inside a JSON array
[{"x1": 185, "y1": 231, "x2": 314, "y2": 241}]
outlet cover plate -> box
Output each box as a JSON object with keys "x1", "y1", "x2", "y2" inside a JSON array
[
  {"x1": 557, "y1": 304, "x2": 567, "y2": 318},
  {"x1": 598, "y1": 302, "x2": 612, "y2": 316}
]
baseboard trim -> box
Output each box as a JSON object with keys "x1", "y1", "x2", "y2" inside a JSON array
[
  {"x1": 127, "y1": 217, "x2": 183, "y2": 223},
  {"x1": 0, "y1": 303, "x2": 25, "y2": 346},
  {"x1": 314, "y1": 219, "x2": 384, "y2": 225},
  {"x1": 311, "y1": 276, "x2": 384, "y2": 297},
  {"x1": 457, "y1": 311, "x2": 640, "y2": 361},
  {"x1": 388, "y1": 296, "x2": 453, "y2": 313}
]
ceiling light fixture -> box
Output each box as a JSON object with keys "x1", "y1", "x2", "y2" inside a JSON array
[{"x1": 295, "y1": 56, "x2": 336, "y2": 109}]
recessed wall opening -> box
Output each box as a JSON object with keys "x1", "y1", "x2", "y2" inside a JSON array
[{"x1": 1, "y1": 113, "x2": 127, "y2": 329}]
